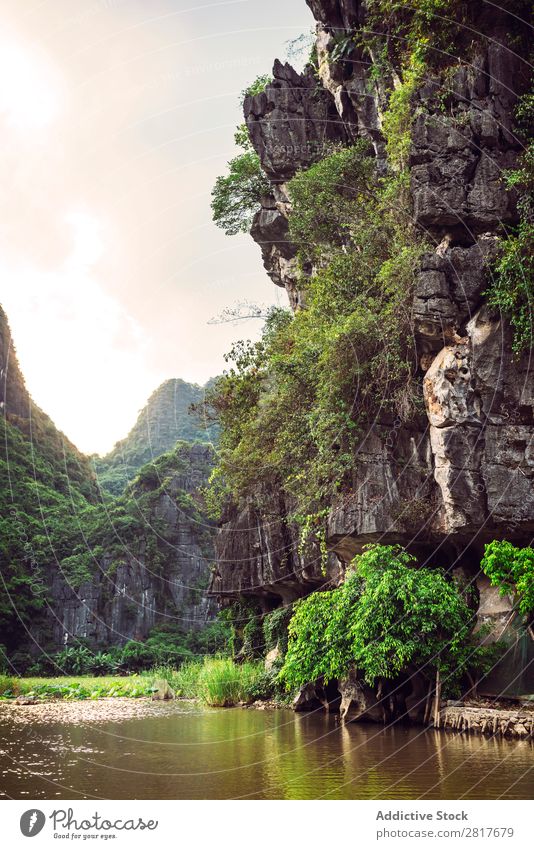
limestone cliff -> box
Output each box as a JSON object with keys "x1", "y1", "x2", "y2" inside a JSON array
[
  {"x1": 47, "y1": 442, "x2": 216, "y2": 650},
  {"x1": 0, "y1": 305, "x2": 99, "y2": 502},
  {"x1": 211, "y1": 0, "x2": 533, "y2": 693}
]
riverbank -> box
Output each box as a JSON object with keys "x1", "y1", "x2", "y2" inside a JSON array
[
  {"x1": 0, "y1": 674, "x2": 154, "y2": 701},
  {"x1": 0, "y1": 657, "x2": 274, "y2": 707},
  {"x1": 2, "y1": 688, "x2": 532, "y2": 742},
  {"x1": 0, "y1": 696, "x2": 184, "y2": 724},
  {"x1": 2, "y1": 669, "x2": 532, "y2": 740},
  {"x1": 440, "y1": 704, "x2": 534, "y2": 739}
]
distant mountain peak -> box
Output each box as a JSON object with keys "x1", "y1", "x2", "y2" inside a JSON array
[{"x1": 95, "y1": 377, "x2": 217, "y2": 494}]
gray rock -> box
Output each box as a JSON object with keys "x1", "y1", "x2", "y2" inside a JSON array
[
  {"x1": 338, "y1": 667, "x2": 382, "y2": 723},
  {"x1": 49, "y1": 443, "x2": 217, "y2": 648},
  {"x1": 245, "y1": 61, "x2": 347, "y2": 183},
  {"x1": 151, "y1": 680, "x2": 175, "y2": 701}
]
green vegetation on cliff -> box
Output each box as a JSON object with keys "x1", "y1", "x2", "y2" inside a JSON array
[
  {"x1": 363, "y1": 1, "x2": 532, "y2": 64},
  {"x1": 0, "y1": 422, "x2": 217, "y2": 665},
  {"x1": 210, "y1": 150, "x2": 269, "y2": 236},
  {"x1": 481, "y1": 540, "x2": 534, "y2": 617},
  {"x1": 0, "y1": 414, "x2": 97, "y2": 652},
  {"x1": 485, "y1": 89, "x2": 533, "y2": 355},
  {"x1": 1, "y1": 302, "x2": 222, "y2": 670},
  {"x1": 279, "y1": 545, "x2": 498, "y2": 697},
  {"x1": 206, "y1": 141, "x2": 425, "y2": 523},
  {"x1": 211, "y1": 75, "x2": 272, "y2": 236},
  {"x1": 94, "y1": 378, "x2": 216, "y2": 495}
]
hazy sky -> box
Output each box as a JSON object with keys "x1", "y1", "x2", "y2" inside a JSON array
[{"x1": 0, "y1": 0, "x2": 313, "y2": 454}]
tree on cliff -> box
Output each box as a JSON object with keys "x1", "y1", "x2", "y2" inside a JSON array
[
  {"x1": 211, "y1": 76, "x2": 271, "y2": 236},
  {"x1": 211, "y1": 150, "x2": 269, "y2": 235},
  {"x1": 280, "y1": 545, "x2": 497, "y2": 711},
  {"x1": 481, "y1": 540, "x2": 534, "y2": 618}
]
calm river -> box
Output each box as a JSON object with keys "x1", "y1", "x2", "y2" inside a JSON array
[{"x1": 0, "y1": 701, "x2": 532, "y2": 799}]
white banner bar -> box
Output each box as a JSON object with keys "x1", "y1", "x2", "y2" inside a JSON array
[{"x1": 2, "y1": 800, "x2": 532, "y2": 848}]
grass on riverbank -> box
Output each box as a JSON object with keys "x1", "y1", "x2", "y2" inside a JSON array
[
  {"x1": 0, "y1": 674, "x2": 154, "y2": 700},
  {"x1": 159, "y1": 658, "x2": 271, "y2": 706},
  {"x1": 0, "y1": 659, "x2": 274, "y2": 707}
]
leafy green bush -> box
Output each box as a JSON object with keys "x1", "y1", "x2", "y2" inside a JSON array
[
  {"x1": 481, "y1": 540, "x2": 534, "y2": 617},
  {"x1": 263, "y1": 605, "x2": 294, "y2": 656},
  {"x1": 54, "y1": 646, "x2": 94, "y2": 675},
  {"x1": 279, "y1": 579, "x2": 357, "y2": 690},
  {"x1": 279, "y1": 544, "x2": 496, "y2": 696},
  {"x1": 116, "y1": 641, "x2": 157, "y2": 672},
  {"x1": 89, "y1": 652, "x2": 121, "y2": 675}
]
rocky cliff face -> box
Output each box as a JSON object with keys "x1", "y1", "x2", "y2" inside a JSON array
[
  {"x1": 47, "y1": 443, "x2": 216, "y2": 649},
  {"x1": 212, "y1": 0, "x2": 533, "y2": 657}
]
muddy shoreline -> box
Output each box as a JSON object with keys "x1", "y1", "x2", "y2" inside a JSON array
[
  {"x1": 0, "y1": 697, "x2": 196, "y2": 725},
  {"x1": 1, "y1": 696, "x2": 532, "y2": 740}
]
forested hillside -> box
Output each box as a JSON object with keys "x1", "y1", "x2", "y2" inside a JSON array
[{"x1": 0, "y1": 306, "x2": 219, "y2": 671}]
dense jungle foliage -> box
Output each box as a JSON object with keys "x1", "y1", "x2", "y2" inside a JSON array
[
  {"x1": 279, "y1": 544, "x2": 499, "y2": 697},
  {"x1": 0, "y1": 416, "x2": 215, "y2": 666},
  {"x1": 94, "y1": 378, "x2": 216, "y2": 495}
]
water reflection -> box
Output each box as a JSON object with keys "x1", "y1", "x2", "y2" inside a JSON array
[{"x1": 0, "y1": 703, "x2": 531, "y2": 799}]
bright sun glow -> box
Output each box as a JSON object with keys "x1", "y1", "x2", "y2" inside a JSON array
[
  {"x1": 0, "y1": 36, "x2": 61, "y2": 132},
  {"x1": 1, "y1": 207, "x2": 164, "y2": 455},
  {"x1": 0, "y1": 1, "x2": 288, "y2": 456},
  {"x1": 66, "y1": 211, "x2": 106, "y2": 269}
]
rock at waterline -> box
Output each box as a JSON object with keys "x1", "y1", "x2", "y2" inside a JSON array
[{"x1": 151, "y1": 680, "x2": 175, "y2": 701}]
